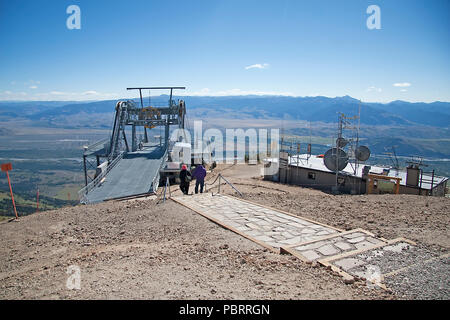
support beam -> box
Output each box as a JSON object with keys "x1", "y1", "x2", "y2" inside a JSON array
[
  {"x1": 139, "y1": 89, "x2": 144, "y2": 108},
  {"x1": 132, "y1": 124, "x2": 137, "y2": 152},
  {"x1": 144, "y1": 127, "x2": 148, "y2": 143},
  {"x1": 165, "y1": 117, "x2": 170, "y2": 147},
  {"x1": 122, "y1": 129, "x2": 130, "y2": 152},
  {"x1": 83, "y1": 155, "x2": 88, "y2": 187}
]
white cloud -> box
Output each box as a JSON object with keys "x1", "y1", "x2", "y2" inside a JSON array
[
  {"x1": 245, "y1": 63, "x2": 270, "y2": 70},
  {"x1": 29, "y1": 85, "x2": 38, "y2": 89},
  {"x1": 50, "y1": 91, "x2": 67, "y2": 95},
  {"x1": 393, "y1": 82, "x2": 411, "y2": 87},
  {"x1": 25, "y1": 80, "x2": 40, "y2": 86},
  {"x1": 400, "y1": 89, "x2": 408, "y2": 92},
  {"x1": 0, "y1": 90, "x2": 120, "y2": 101},
  {"x1": 191, "y1": 88, "x2": 212, "y2": 95},
  {"x1": 367, "y1": 86, "x2": 382, "y2": 92},
  {"x1": 82, "y1": 90, "x2": 99, "y2": 95}
]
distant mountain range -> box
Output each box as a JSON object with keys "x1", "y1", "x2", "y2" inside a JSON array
[{"x1": 0, "y1": 95, "x2": 449, "y2": 128}]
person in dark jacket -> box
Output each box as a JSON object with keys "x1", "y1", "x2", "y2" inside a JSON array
[
  {"x1": 192, "y1": 163, "x2": 207, "y2": 194},
  {"x1": 179, "y1": 164, "x2": 191, "y2": 195}
]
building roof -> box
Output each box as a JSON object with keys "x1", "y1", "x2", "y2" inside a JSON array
[{"x1": 275, "y1": 154, "x2": 448, "y2": 191}]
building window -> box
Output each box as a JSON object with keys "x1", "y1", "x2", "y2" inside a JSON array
[{"x1": 308, "y1": 172, "x2": 316, "y2": 180}]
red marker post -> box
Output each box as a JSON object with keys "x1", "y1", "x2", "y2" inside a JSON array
[{"x1": 1, "y1": 163, "x2": 19, "y2": 220}]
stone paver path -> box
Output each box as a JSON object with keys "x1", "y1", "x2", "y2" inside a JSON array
[
  {"x1": 281, "y1": 229, "x2": 387, "y2": 262},
  {"x1": 172, "y1": 193, "x2": 448, "y2": 297},
  {"x1": 172, "y1": 193, "x2": 340, "y2": 251}
]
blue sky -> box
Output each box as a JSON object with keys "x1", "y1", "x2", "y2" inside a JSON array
[{"x1": 0, "y1": 0, "x2": 449, "y2": 102}]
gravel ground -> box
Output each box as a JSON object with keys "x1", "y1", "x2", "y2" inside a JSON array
[
  {"x1": 347, "y1": 243, "x2": 440, "y2": 275},
  {"x1": 384, "y1": 255, "x2": 450, "y2": 300},
  {"x1": 0, "y1": 197, "x2": 392, "y2": 300}
]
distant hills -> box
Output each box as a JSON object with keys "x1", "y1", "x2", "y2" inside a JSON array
[
  {"x1": 0, "y1": 95, "x2": 449, "y2": 175},
  {"x1": 1, "y1": 95, "x2": 449, "y2": 128}
]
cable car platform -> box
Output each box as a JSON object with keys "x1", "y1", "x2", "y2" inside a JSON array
[{"x1": 81, "y1": 145, "x2": 167, "y2": 204}]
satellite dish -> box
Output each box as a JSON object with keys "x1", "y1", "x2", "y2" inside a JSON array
[
  {"x1": 336, "y1": 137, "x2": 348, "y2": 148},
  {"x1": 324, "y1": 148, "x2": 349, "y2": 171},
  {"x1": 355, "y1": 145, "x2": 371, "y2": 162}
]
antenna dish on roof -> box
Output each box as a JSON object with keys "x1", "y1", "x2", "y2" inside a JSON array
[
  {"x1": 336, "y1": 137, "x2": 348, "y2": 148},
  {"x1": 323, "y1": 148, "x2": 349, "y2": 171},
  {"x1": 355, "y1": 145, "x2": 371, "y2": 162}
]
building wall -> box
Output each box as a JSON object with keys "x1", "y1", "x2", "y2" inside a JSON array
[
  {"x1": 278, "y1": 165, "x2": 366, "y2": 194},
  {"x1": 263, "y1": 161, "x2": 447, "y2": 197},
  {"x1": 398, "y1": 185, "x2": 429, "y2": 196},
  {"x1": 431, "y1": 181, "x2": 447, "y2": 197}
]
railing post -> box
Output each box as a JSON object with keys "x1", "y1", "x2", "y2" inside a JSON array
[
  {"x1": 163, "y1": 176, "x2": 170, "y2": 203},
  {"x1": 220, "y1": 174, "x2": 243, "y2": 197},
  {"x1": 430, "y1": 170, "x2": 435, "y2": 196},
  {"x1": 218, "y1": 175, "x2": 221, "y2": 194}
]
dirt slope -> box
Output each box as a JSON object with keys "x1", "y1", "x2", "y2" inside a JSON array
[
  {"x1": 0, "y1": 193, "x2": 390, "y2": 300},
  {"x1": 1, "y1": 163, "x2": 447, "y2": 300}
]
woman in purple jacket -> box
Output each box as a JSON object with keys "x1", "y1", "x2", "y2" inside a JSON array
[{"x1": 192, "y1": 164, "x2": 207, "y2": 194}]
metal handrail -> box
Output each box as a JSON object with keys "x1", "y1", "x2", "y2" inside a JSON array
[
  {"x1": 207, "y1": 173, "x2": 243, "y2": 197},
  {"x1": 83, "y1": 138, "x2": 109, "y2": 155},
  {"x1": 78, "y1": 152, "x2": 125, "y2": 203},
  {"x1": 130, "y1": 100, "x2": 172, "y2": 108},
  {"x1": 163, "y1": 176, "x2": 171, "y2": 203}
]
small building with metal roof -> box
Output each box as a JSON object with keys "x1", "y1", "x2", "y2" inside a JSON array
[{"x1": 264, "y1": 154, "x2": 448, "y2": 196}]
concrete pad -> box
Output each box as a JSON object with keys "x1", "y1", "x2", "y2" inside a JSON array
[
  {"x1": 322, "y1": 239, "x2": 438, "y2": 285},
  {"x1": 283, "y1": 229, "x2": 387, "y2": 263},
  {"x1": 316, "y1": 230, "x2": 333, "y2": 236},
  {"x1": 347, "y1": 236, "x2": 366, "y2": 243},
  {"x1": 280, "y1": 236, "x2": 304, "y2": 245},
  {"x1": 355, "y1": 240, "x2": 377, "y2": 249},
  {"x1": 294, "y1": 241, "x2": 327, "y2": 251},
  {"x1": 300, "y1": 228, "x2": 316, "y2": 234},
  {"x1": 334, "y1": 257, "x2": 366, "y2": 270},
  {"x1": 254, "y1": 235, "x2": 275, "y2": 242},
  {"x1": 344, "y1": 232, "x2": 366, "y2": 239},
  {"x1": 317, "y1": 244, "x2": 340, "y2": 256},
  {"x1": 383, "y1": 242, "x2": 411, "y2": 253},
  {"x1": 335, "y1": 241, "x2": 353, "y2": 251},
  {"x1": 245, "y1": 223, "x2": 260, "y2": 230},
  {"x1": 302, "y1": 250, "x2": 321, "y2": 261}
]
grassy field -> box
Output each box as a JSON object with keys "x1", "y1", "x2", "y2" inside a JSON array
[
  {"x1": 0, "y1": 129, "x2": 97, "y2": 216},
  {"x1": 54, "y1": 184, "x2": 83, "y2": 201}
]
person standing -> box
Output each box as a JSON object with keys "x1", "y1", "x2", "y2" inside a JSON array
[
  {"x1": 179, "y1": 164, "x2": 191, "y2": 195},
  {"x1": 192, "y1": 163, "x2": 207, "y2": 194}
]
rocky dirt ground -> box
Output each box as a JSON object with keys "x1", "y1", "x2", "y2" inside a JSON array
[{"x1": 0, "y1": 163, "x2": 447, "y2": 300}]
